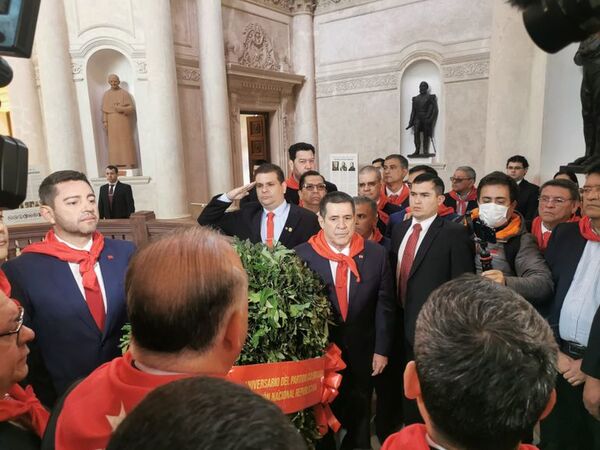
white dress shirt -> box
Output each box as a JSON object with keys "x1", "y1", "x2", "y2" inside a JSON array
[
  {"x1": 386, "y1": 184, "x2": 408, "y2": 197},
  {"x1": 396, "y1": 214, "x2": 438, "y2": 272},
  {"x1": 218, "y1": 194, "x2": 291, "y2": 245},
  {"x1": 559, "y1": 241, "x2": 600, "y2": 346},
  {"x1": 327, "y1": 242, "x2": 351, "y2": 302},
  {"x1": 55, "y1": 235, "x2": 108, "y2": 312},
  {"x1": 259, "y1": 200, "x2": 290, "y2": 244}
]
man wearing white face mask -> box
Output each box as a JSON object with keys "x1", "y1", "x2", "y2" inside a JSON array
[{"x1": 467, "y1": 171, "x2": 553, "y2": 306}]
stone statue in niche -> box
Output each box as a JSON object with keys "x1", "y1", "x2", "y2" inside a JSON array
[
  {"x1": 571, "y1": 33, "x2": 600, "y2": 167},
  {"x1": 406, "y1": 81, "x2": 438, "y2": 158},
  {"x1": 102, "y1": 74, "x2": 137, "y2": 168}
]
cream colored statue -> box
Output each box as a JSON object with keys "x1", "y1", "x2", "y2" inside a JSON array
[{"x1": 102, "y1": 74, "x2": 137, "y2": 168}]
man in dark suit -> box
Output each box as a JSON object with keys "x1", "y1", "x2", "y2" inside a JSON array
[
  {"x1": 240, "y1": 143, "x2": 337, "y2": 206},
  {"x1": 198, "y1": 163, "x2": 319, "y2": 249},
  {"x1": 390, "y1": 173, "x2": 474, "y2": 424},
  {"x1": 540, "y1": 163, "x2": 600, "y2": 449},
  {"x1": 2, "y1": 171, "x2": 135, "y2": 407},
  {"x1": 98, "y1": 165, "x2": 135, "y2": 219},
  {"x1": 295, "y1": 192, "x2": 395, "y2": 450},
  {"x1": 506, "y1": 155, "x2": 539, "y2": 230},
  {"x1": 358, "y1": 165, "x2": 402, "y2": 235}
]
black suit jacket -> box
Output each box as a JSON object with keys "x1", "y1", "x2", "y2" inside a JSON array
[
  {"x1": 378, "y1": 202, "x2": 402, "y2": 235},
  {"x1": 294, "y1": 240, "x2": 395, "y2": 377},
  {"x1": 542, "y1": 221, "x2": 600, "y2": 381},
  {"x1": 391, "y1": 216, "x2": 475, "y2": 347},
  {"x1": 98, "y1": 181, "x2": 135, "y2": 219},
  {"x1": 516, "y1": 179, "x2": 539, "y2": 230},
  {"x1": 198, "y1": 195, "x2": 320, "y2": 249},
  {"x1": 240, "y1": 180, "x2": 338, "y2": 206}
]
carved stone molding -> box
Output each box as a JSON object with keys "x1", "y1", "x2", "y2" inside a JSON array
[
  {"x1": 135, "y1": 61, "x2": 147, "y2": 74},
  {"x1": 176, "y1": 65, "x2": 201, "y2": 87},
  {"x1": 290, "y1": 0, "x2": 316, "y2": 14},
  {"x1": 442, "y1": 60, "x2": 489, "y2": 83},
  {"x1": 316, "y1": 0, "x2": 376, "y2": 14},
  {"x1": 316, "y1": 73, "x2": 398, "y2": 98},
  {"x1": 243, "y1": 0, "x2": 292, "y2": 13},
  {"x1": 71, "y1": 62, "x2": 84, "y2": 81},
  {"x1": 238, "y1": 23, "x2": 281, "y2": 71}
]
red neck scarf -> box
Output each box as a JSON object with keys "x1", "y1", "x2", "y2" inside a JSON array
[
  {"x1": 377, "y1": 192, "x2": 390, "y2": 224},
  {"x1": 0, "y1": 384, "x2": 49, "y2": 438},
  {"x1": 285, "y1": 175, "x2": 299, "y2": 190},
  {"x1": 22, "y1": 230, "x2": 105, "y2": 292},
  {"x1": 471, "y1": 208, "x2": 522, "y2": 241},
  {"x1": 381, "y1": 424, "x2": 540, "y2": 450},
  {"x1": 532, "y1": 215, "x2": 580, "y2": 250},
  {"x1": 308, "y1": 230, "x2": 364, "y2": 321},
  {"x1": 370, "y1": 227, "x2": 384, "y2": 244},
  {"x1": 55, "y1": 352, "x2": 192, "y2": 450},
  {"x1": 448, "y1": 187, "x2": 477, "y2": 215},
  {"x1": 382, "y1": 184, "x2": 409, "y2": 206},
  {"x1": 579, "y1": 216, "x2": 600, "y2": 242}
]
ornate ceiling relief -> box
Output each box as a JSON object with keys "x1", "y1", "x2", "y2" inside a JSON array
[
  {"x1": 290, "y1": 0, "x2": 316, "y2": 13},
  {"x1": 315, "y1": 0, "x2": 376, "y2": 14},
  {"x1": 442, "y1": 60, "x2": 489, "y2": 83},
  {"x1": 316, "y1": 73, "x2": 399, "y2": 98},
  {"x1": 243, "y1": 0, "x2": 292, "y2": 14},
  {"x1": 237, "y1": 23, "x2": 281, "y2": 71}
]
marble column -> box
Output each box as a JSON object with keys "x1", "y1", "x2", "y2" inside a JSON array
[
  {"x1": 197, "y1": 0, "x2": 233, "y2": 194},
  {"x1": 140, "y1": 0, "x2": 188, "y2": 218},
  {"x1": 484, "y1": 0, "x2": 547, "y2": 181},
  {"x1": 291, "y1": 1, "x2": 318, "y2": 148},
  {"x1": 34, "y1": 0, "x2": 85, "y2": 172},
  {"x1": 6, "y1": 56, "x2": 49, "y2": 175}
]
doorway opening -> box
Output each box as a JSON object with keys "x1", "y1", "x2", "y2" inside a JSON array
[{"x1": 240, "y1": 112, "x2": 270, "y2": 184}]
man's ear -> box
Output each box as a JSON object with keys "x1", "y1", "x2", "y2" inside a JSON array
[
  {"x1": 404, "y1": 360, "x2": 421, "y2": 400},
  {"x1": 539, "y1": 388, "x2": 557, "y2": 421},
  {"x1": 288, "y1": 160, "x2": 294, "y2": 177},
  {"x1": 222, "y1": 306, "x2": 247, "y2": 358},
  {"x1": 282, "y1": 181, "x2": 287, "y2": 194},
  {"x1": 437, "y1": 194, "x2": 445, "y2": 206},
  {"x1": 318, "y1": 213, "x2": 325, "y2": 230},
  {"x1": 39, "y1": 205, "x2": 55, "y2": 225}
]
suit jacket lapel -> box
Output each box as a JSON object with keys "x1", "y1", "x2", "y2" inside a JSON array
[
  {"x1": 99, "y1": 251, "x2": 119, "y2": 340},
  {"x1": 392, "y1": 219, "x2": 412, "y2": 257},
  {"x1": 248, "y1": 205, "x2": 263, "y2": 243},
  {"x1": 347, "y1": 249, "x2": 366, "y2": 321},
  {"x1": 409, "y1": 216, "x2": 443, "y2": 278},
  {"x1": 279, "y1": 204, "x2": 299, "y2": 246},
  {"x1": 312, "y1": 252, "x2": 340, "y2": 316}
]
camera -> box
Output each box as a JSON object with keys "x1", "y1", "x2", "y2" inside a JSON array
[
  {"x1": 467, "y1": 217, "x2": 497, "y2": 272},
  {"x1": 0, "y1": 0, "x2": 41, "y2": 209},
  {"x1": 508, "y1": 0, "x2": 600, "y2": 53}
]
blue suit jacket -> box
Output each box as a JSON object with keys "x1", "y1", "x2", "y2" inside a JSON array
[
  {"x1": 2, "y1": 238, "x2": 135, "y2": 406},
  {"x1": 294, "y1": 240, "x2": 395, "y2": 377}
]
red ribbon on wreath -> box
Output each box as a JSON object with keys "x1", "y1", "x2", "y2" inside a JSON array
[{"x1": 313, "y1": 344, "x2": 346, "y2": 435}]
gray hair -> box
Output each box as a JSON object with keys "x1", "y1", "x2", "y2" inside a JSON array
[
  {"x1": 455, "y1": 166, "x2": 476, "y2": 182},
  {"x1": 353, "y1": 196, "x2": 378, "y2": 216},
  {"x1": 358, "y1": 165, "x2": 382, "y2": 182}
]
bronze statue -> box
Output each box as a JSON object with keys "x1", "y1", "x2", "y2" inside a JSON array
[
  {"x1": 406, "y1": 81, "x2": 438, "y2": 158},
  {"x1": 102, "y1": 74, "x2": 137, "y2": 168},
  {"x1": 572, "y1": 34, "x2": 600, "y2": 166}
]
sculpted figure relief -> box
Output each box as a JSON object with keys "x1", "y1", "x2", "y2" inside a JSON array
[
  {"x1": 573, "y1": 33, "x2": 600, "y2": 166},
  {"x1": 102, "y1": 74, "x2": 137, "y2": 168},
  {"x1": 406, "y1": 81, "x2": 438, "y2": 158}
]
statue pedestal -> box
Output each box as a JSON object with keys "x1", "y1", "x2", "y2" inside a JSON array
[{"x1": 118, "y1": 168, "x2": 141, "y2": 177}]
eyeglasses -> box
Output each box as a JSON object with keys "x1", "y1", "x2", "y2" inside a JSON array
[
  {"x1": 581, "y1": 185, "x2": 600, "y2": 196},
  {"x1": 303, "y1": 184, "x2": 326, "y2": 192},
  {"x1": 539, "y1": 196, "x2": 570, "y2": 205},
  {"x1": 450, "y1": 177, "x2": 473, "y2": 183},
  {"x1": 0, "y1": 306, "x2": 24, "y2": 342}
]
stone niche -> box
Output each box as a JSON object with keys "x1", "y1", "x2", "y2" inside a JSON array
[{"x1": 86, "y1": 49, "x2": 141, "y2": 174}]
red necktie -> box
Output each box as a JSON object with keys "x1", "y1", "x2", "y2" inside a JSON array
[
  {"x1": 398, "y1": 223, "x2": 422, "y2": 305},
  {"x1": 266, "y1": 212, "x2": 275, "y2": 248},
  {"x1": 542, "y1": 231, "x2": 552, "y2": 250},
  {"x1": 85, "y1": 274, "x2": 105, "y2": 331},
  {"x1": 335, "y1": 258, "x2": 349, "y2": 321},
  {"x1": 388, "y1": 194, "x2": 399, "y2": 203}
]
